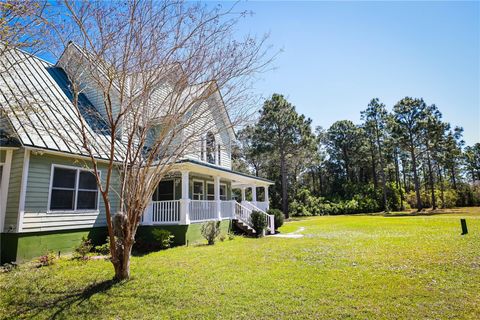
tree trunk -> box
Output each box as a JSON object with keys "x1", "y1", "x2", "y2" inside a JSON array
[
  {"x1": 410, "y1": 147, "x2": 423, "y2": 210},
  {"x1": 394, "y1": 149, "x2": 404, "y2": 210},
  {"x1": 438, "y1": 166, "x2": 446, "y2": 209},
  {"x1": 426, "y1": 150, "x2": 436, "y2": 210},
  {"x1": 280, "y1": 151, "x2": 289, "y2": 219},
  {"x1": 451, "y1": 165, "x2": 457, "y2": 190},
  {"x1": 370, "y1": 141, "x2": 378, "y2": 190},
  {"x1": 111, "y1": 212, "x2": 134, "y2": 281}
]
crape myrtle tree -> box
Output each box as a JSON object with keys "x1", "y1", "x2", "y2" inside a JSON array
[{"x1": 3, "y1": 0, "x2": 274, "y2": 280}]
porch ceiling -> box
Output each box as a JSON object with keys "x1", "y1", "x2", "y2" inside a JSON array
[{"x1": 174, "y1": 159, "x2": 273, "y2": 188}]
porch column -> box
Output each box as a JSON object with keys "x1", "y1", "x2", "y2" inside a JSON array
[
  {"x1": 251, "y1": 185, "x2": 257, "y2": 206},
  {"x1": 214, "y1": 176, "x2": 221, "y2": 220},
  {"x1": 240, "y1": 187, "x2": 246, "y2": 202},
  {"x1": 264, "y1": 185, "x2": 270, "y2": 210},
  {"x1": 180, "y1": 170, "x2": 190, "y2": 224}
]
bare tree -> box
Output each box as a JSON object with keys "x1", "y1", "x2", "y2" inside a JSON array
[
  {"x1": 10, "y1": 0, "x2": 272, "y2": 280},
  {"x1": 0, "y1": 0, "x2": 50, "y2": 71}
]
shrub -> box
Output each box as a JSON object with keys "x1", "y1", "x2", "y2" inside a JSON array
[
  {"x1": 152, "y1": 229, "x2": 174, "y2": 249},
  {"x1": 36, "y1": 252, "x2": 57, "y2": 267},
  {"x1": 228, "y1": 232, "x2": 235, "y2": 241},
  {"x1": 74, "y1": 236, "x2": 93, "y2": 259},
  {"x1": 219, "y1": 233, "x2": 226, "y2": 242},
  {"x1": 94, "y1": 237, "x2": 111, "y2": 255},
  {"x1": 250, "y1": 210, "x2": 267, "y2": 237},
  {"x1": 201, "y1": 221, "x2": 221, "y2": 245},
  {"x1": 267, "y1": 208, "x2": 284, "y2": 231}
]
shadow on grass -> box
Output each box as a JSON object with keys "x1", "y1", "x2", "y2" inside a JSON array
[{"x1": 7, "y1": 279, "x2": 118, "y2": 319}]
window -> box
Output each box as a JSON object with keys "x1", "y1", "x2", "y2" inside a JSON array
[
  {"x1": 206, "y1": 132, "x2": 216, "y2": 164},
  {"x1": 206, "y1": 182, "x2": 227, "y2": 200},
  {"x1": 192, "y1": 181, "x2": 204, "y2": 200},
  {"x1": 220, "y1": 184, "x2": 227, "y2": 201},
  {"x1": 153, "y1": 180, "x2": 174, "y2": 201},
  {"x1": 217, "y1": 144, "x2": 221, "y2": 166},
  {"x1": 49, "y1": 166, "x2": 99, "y2": 212},
  {"x1": 207, "y1": 183, "x2": 214, "y2": 200}
]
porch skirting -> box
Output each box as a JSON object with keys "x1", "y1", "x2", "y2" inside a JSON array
[{"x1": 0, "y1": 221, "x2": 233, "y2": 264}]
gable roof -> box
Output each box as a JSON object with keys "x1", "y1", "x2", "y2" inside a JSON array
[{"x1": 0, "y1": 46, "x2": 236, "y2": 162}]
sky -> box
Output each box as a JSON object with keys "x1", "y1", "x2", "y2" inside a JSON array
[{"x1": 225, "y1": 1, "x2": 480, "y2": 145}]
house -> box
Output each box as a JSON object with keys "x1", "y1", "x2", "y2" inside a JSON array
[{"x1": 0, "y1": 44, "x2": 273, "y2": 264}]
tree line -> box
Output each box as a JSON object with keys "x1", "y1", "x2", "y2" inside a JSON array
[{"x1": 234, "y1": 94, "x2": 480, "y2": 217}]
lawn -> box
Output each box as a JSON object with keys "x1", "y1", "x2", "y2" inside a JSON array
[{"x1": 1, "y1": 209, "x2": 479, "y2": 319}]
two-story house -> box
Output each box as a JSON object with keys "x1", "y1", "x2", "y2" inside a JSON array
[{"x1": 0, "y1": 44, "x2": 273, "y2": 263}]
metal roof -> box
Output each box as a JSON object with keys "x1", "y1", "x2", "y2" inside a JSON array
[{"x1": 0, "y1": 48, "x2": 126, "y2": 161}]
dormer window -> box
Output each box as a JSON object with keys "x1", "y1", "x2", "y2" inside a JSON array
[
  {"x1": 217, "y1": 144, "x2": 221, "y2": 166},
  {"x1": 206, "y1": 132, "x2": 216, "y2": 164}
]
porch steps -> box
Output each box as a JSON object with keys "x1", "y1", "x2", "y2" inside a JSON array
[{"x1": 233, "y1": 219, "x2": 256, "y2": 236}]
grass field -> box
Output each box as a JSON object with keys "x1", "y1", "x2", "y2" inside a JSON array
[{"x1": 1, "y1": 208, "x2": 479, "y2": 319}]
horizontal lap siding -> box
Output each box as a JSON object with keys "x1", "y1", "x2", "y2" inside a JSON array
[
  {"x1": 3, "y1": 149, "x2": 24, "y2": 232},
  {"x1": 22, "y1": 153, "x2": 120, "y2": 232}
]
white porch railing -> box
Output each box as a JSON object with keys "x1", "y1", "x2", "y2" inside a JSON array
[
  {"x1": 143, "y1": 200, "x2": 274, "y2": 234},
  {"x1": 236, "y1": 201, "x2": 275, "y2": 234},
  {"x1": 254, "y1": 201, "x2": 269, "y2": 212},
  {"x1": 144, "y1": 200, "x2": 181, "y2": 224},
  {"x1": 189, "y1": 200, "x2": 217, "y2": 222},
  {"x1": 221, "y1": 201, "x2": 235, "y2": 219}
]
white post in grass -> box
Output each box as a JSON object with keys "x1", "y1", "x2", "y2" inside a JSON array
[
  {"x1": 180, "y1": 170, "x2": 190, "y2": 224},
  {"x1": 214, "y1": 176, "x2": 221, "y2": 220}
]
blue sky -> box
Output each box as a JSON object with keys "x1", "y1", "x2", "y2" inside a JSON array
[{"x1": 227, "y1": 1, "x2": 479, "y2": 145}]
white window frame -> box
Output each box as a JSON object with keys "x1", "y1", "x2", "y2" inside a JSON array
[
  {"x1": 47, "y1": 164, "x2": 101, "y2": 214},
  {"x1": 206, "y1": 182, "x2": 227, "y2": 201},
  {"x1": 192, "y1": 179, "x2": 204, "y2": 200}
]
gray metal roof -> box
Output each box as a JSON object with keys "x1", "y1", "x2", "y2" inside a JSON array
[{"x1": 0, "y1": 48, "x2": 126, "y2": 161}]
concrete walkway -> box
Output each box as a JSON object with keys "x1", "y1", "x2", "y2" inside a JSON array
[{"x1": 271, "y1": 227, "x2": 305, "y2": 238}]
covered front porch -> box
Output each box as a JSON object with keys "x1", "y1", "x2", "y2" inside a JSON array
[{"x1": 141, "y1": 160, "x2": 274, "y2": 233}]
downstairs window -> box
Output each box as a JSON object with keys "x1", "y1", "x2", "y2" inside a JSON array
[{"x1": 49, "y1": 166, "x2": 99, "y2": 212}]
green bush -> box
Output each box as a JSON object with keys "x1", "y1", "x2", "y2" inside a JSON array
[
  {"x1": 201, "y1": 221, "x2": 221, "y2": 245},
  {"x1": 267, "y1": 208, "x2": 284, "y2": 230},
  {"x1": 74, "y1": 236, "x2": 93, "y2": 259},
  {"x1": 152, "y1": 229, "x2": 174, "y2": 249},
  {"x1": 94, "y1": 237, "x2": 111, "y2": 255},
  {"x1": 250, "y1": 210, "x2": 267, "y2": 237}
]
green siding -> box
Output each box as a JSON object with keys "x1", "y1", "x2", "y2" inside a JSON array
[
  {"x1": 3, "y1": 149, "x2": 24, "y2": 232},
  {"x1": 25, "y1": 153, "x2": 121, "y2": 213},
  {"x1": 1, "y1": 227, "x2": 108, "y2": 263},
  {"x1": 0, "y1": 150, "x2": 5, "y2": 163},
  {"x1": 137, "y1": 220, "x2": 231, "y2": 247},
  {"x1": 1, "y1": 221, "x2": 232, "y2": 263},
  {"x1": 185, "y1": 220, "x2": 231, "y2": 245},
  {"x1": 22, "y1": 153, "x2": 121, "y2": 231}
]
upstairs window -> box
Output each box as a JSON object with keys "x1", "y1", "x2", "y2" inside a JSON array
[
  {"x1": 206, "y1": 132, "x2": 216, "y2": 164},
  {"x1": 49, "y1": 166, "x2": 99, "y2": 212},
  {"x1": 217, "y1": 144, "x2": 221, "y2": 166}
]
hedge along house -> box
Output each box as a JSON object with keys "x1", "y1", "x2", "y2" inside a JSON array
[{"x1": 0, "y1": 45, "x2": 274, "y2": 264}]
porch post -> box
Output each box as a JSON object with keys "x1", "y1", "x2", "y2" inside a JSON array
[
  {"x1": 251, "y1": 185, "x2": 257, "y2": 206},
  {"x1": 241, "y1": 187, "x2": 246, "y2": 202},
  {"x1": 264, "y1": 185, "x2": 270, "y2": 210},
  {"x1": 214, "y1": 176, "x2": 221, "y2": 220},
  {"x1": 180, "y1": 170, "x2": 190, "y2": 224}
]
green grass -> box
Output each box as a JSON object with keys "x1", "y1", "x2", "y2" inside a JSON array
[{"x1": 1, "y1": 209, "x2": 479, "y2": 319}]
